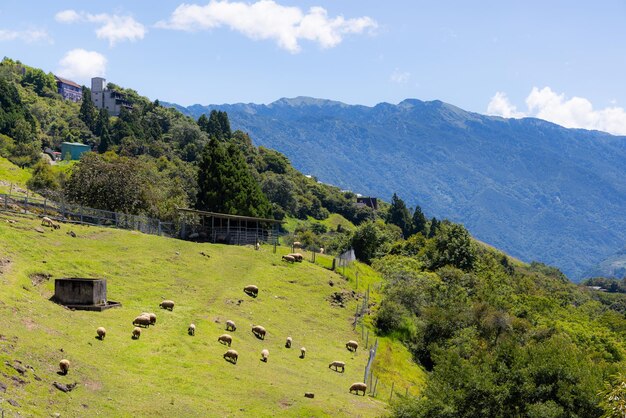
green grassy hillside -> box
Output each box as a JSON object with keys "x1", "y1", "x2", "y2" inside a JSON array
[
  {"x1": 0, "y1": 156, "x2": 30, "y2": 194},
  {"x1": 0, "y1": 213, "x2": 422, "y2": 417}
]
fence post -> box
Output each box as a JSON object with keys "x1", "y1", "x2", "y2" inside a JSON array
[
  {"x1": 373, "y1": 376, "x2": 379, "y2": 397},
  {"x1": 365, "y1": 330, "x2": 369, "y2": 349},
  {"x1": 356, "y1": 272, "x2": 359, "y2": 290},
  {"x1": 43, "y1": 198, "x2": 47, "y2": 215},
  {"x1": 158, "y1": 221, "x2": 162, "y2": 236},
  {"x1": 390, "y1": 382, "x2": 395, "y2": 402},
  {"x1": 4, "y1": 194, "x2": 7, "y2": 210}
]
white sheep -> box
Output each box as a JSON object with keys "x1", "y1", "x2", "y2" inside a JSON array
[
  {"x1": 218, "y1": 334, "x2": 233, "y2": 346},
  {"x1": 346, "y1": 340, "x2": 359, "y2": 352},
  {"x1": 223, "y1": 349, "x2": 239, "y2": 364},
  {"x1": 288, "y1": 253, "x2": 304, "y2": 262},
  {"x1": 226, "y1": 320, "x2": 237, "y2": 331},
  {"x1": 132, "y1": 327, "x2": 142, "y2": 339},
  {"x1": 59, "y1": 359, "x2": 70, "y2": 375},
  {"x1": 252, "y1": 325, "x2": 266, "y2": 340},
  {"x1": 319, "y1": 247, "x2": 325, "y2": 254},
  {"x1": 282, "y1": 255, "x2": 295, "y2": 263},
  {"x1": 188, "y1": 323, "x2": 196, "y2": 336},
  {"x1": 133, "y1": 315, "x2": 151, "y2": 328},
  {"x1": 159, "y1": 300, "x2": 175, "y2": 310},
  {"x1": 42, "y1": 216, "x2": 60, "y2": 229},
  {"x1": 243, "y1": 284, "x2": 259, "y2": 297},
  {"x1": 261, "y1": 349, "x2": 269, "y2": 362},
  {"x1": 300, "y1": 347, "x2": 306, "y2": 359},
  {"x1": 293, "y1": 241, "x2": 302, "y2": 248},
  {"x1": 329, "y1": 361, "x2": 345, "y2": 372},
  {"x1": 96, "y1": 327, "x2": 106, "y2": 340},
  {"x1": 349, "y1": 382, "x2": 367, "y2": 396},
  {"x1": 285, "y1": 336, "x2": 292, "y2": 348},
  {"x1": 141, "y1": 312, "x2": 157, "y2": 325}
]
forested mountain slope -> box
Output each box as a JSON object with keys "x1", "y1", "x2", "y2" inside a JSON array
[{"x1": 169, "y1": 97, "x2": 626, "y2": 280}]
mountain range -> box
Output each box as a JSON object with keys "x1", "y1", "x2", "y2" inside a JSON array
[{"x1": 165, "y1": 97, "x2": 626, "y2": 281}]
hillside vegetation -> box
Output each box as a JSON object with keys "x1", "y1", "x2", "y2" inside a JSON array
[
  {"x1": 171, "y1": 97, "x2": 626, "y2": 280},
  {"x1": 0, "y1": 213, "x2": 427, "y2": 416}
]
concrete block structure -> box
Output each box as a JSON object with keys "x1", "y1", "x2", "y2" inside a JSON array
[
  {"x1": 91, "y1": 77, "x2": 132, "y2": 116},
  {"x1": 53, "y1": 278, "x2": 120, "y2": 311}
]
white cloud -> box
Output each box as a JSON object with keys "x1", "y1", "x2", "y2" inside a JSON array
[
  {"x1": 57, "y1": 49, "x2": 107, "y2": 82},
  {"x1": 390, "y1": 68, "x2": 410, "y2": 84},
  {"x1": 487, "y1": 92, "x2": 524, "y2": 118},
  {"x1": 55, "y1": 9, "x2": 81, "y2": 23},
  {"x1": 156, "y1": 0, "x2": 377, "y2": 53},
  {"x1": 55, "y1": 9, "x2": 146, "y2": 46},
  {"x1": 0, "y1": 28, "x2": 51, "y2": 43},
  {"x1": 487, "y1": 87, "x2": 626, "y2": 135}
]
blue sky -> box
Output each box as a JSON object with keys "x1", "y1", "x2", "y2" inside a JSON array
[{"x1": 2, "y1": 1, "x2": 626, "y2": 134}]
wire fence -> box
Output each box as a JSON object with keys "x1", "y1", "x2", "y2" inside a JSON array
[{"x1": 0, "y1": 193, "x2": 175, "y2": 237}]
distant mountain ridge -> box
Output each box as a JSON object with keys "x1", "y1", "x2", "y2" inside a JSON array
[{"x1": 165, "y1": 96, "x2": 626, "y2": 281}]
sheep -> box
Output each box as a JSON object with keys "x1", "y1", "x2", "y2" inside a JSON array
[
  {"x1": 319, "y1": 247, "x2": 325, "y2": 254},
  {"x1": 132, "y1": 315, "x2": 151, "y2": 328},
  {"x1": 132, "y1": 327, "x2": 141, "y2": 339},
  {"x1": 243, "y1": 284, "x2": 259, "y2": 297},
  {"x1": 252, "y1": 325, "x2": 266, "y2": 340},
  {"x1": 346, "y1": 340, "x2": 359, "y2": 352},
  {"x1": 96, "y1": 327, "x2": 106, "y2": 340},
  {"x1": 141, "y1": 312, "x2": 157, "y2": 325},
  {"x1": 349, "y1": 382, "x2": 367, "y2": 396},
  {"x1": 59, "y1": 359, "x2": 70, "y2": 375},
  {"x1": 293, "y1": 241, "x2": 302, "y2": 249},
  {"x1": 255, "y1": 242, "x2": 260, "y2": 250},
  {"x1": 288, "y1": 253, "x2": 304, "y2": 262},
  {"x1": 188, "y1": 323, "x2": 196, "y2": 336},
  {"x1": 223, "y1": 349, "x2": 238, "y2": 364},
  {"x1": 41, "y1": 216, "x2": 60, "y2": 229},
  {"x1": 285, "y1": 336, "x2": 292, "y2": 348},
  {"x1": 218, "y1": 334, "x2": 232, "y2": 346},
  {"x1": 261, "y1": 349, "x2": 269, "y2": 362},
  {"x1": 329, "y1": 361, "x2": 345, "y2": 372},
  {"x1": 225, "y1": 320, "x2": 237, "y2": 331},
  {"x1": 160, "y1": 300, "x2": 175, "y2": 311},
  {"x1": 282, "y1": 255, "x2": 295, "y2": 263},
  {"x1": 300, "y1": 347, "x2": 306, "y2": 359}
]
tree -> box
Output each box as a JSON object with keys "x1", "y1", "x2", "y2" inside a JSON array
[
  {"x1": 95, "y1": 108, "x2": 111, "y2": 153},
  {"x1": 387, "y1": 193, "x2": 412, "y2": 238},
  {"x1": 79, "y1": 87, "x2": 97, "y2": 132},
  {"x1": 423, "y1": 221, "x2": 476, "y2": 271},
  {"x1": 26, "y1": 158, "x2": 59, "y2": 193},
  {"x1": 428, "y1": 217, "x2": 440, "y2": 238},
  {"x1": 411, "y1": 205, "x2": 428, "y2": 236},
  {"x1": 196, "y1": 138, "x2": 271, "y2": 218},
  {"x1": 65, "y1": 152, "x2": 148, "y2": 214}
]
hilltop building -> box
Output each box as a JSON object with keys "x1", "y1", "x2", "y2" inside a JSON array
[
  {"x1": 356, "y1": 196, "x2": 378, "y2": 210},
  {"x1": 55, "y1": 76, "x2": 82, "y2": 102},
  {"x1": 90, "y1": 77, "x2": 132, "y2": 116}
]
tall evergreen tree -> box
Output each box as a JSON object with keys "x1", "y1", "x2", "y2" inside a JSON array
[
  {"x1": 387, "y1": 193, "x2": 412, "y2": 238},
  {"x1": 79, "y1": 87, "x2": 97, "y2": 133},
  {"x1": 196, "y1": 138, "x2": 271, "y2": 218},
  {"x1": 411, "y1": 204, "x2": 428, "y2": 236},
  {"x1": 197, "y1": 114, "x2": 210, "y2": 133},
  {"x1": 428, "y1": 217, "x2": 440, "y2": 238},
  {"x1": 95, "y1": 109, "x2": 111, "y2": 153},
  {"x1": 217, "y1": 110, "x2": 231, "y2": 138}
]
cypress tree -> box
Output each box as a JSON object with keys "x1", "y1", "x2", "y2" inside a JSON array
[
  {"x1": 196, "y1": 138, "x2": 271, "y2": 218},
  {"x1": 387, "y1": 193, "x2": 412, "y2": 238},
  {"x1": 411, "y1": 205, "x2": 428, "y2": 236},
  {"x1": 79, "y1": 87, "x2": 97, "y2": 132},
  {"x1": 217, "y1": 110, "x2": 231, "y2": 138},
  {"x1": 428, "y1": 217, "x2": 440, "y2": 238},
  {"x1": 95, "y1": 108, "x2": 111, "y2": 153}
]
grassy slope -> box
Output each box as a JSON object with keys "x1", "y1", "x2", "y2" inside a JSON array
[
  {"x1": 0, "y1": 157, "x2": 30, "y2": 194},
  {"x1": 0, "y1": 213, "x2": 422, "y2": 417}
]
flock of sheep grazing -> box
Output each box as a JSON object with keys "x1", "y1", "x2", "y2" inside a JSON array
[{"x1": 54, "y1": 258, "x2": 368, "y2": 399}]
